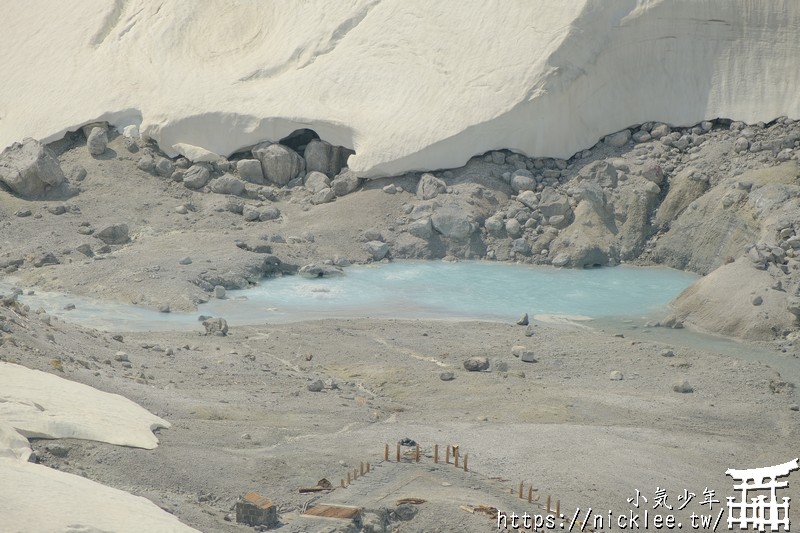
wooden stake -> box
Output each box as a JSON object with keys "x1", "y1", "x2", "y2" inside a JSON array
[
  {"x1": 384, "y1": 443, "x2": 389, "y2": 461},
  {"x1": 354, "y1": 468, "x2": 358, "y2": 480},
  {"x1": 415, "y1": 443, "x2": 420, "y2": 462},
  {"x1": 557, "y1": 500, "x2": 560, "y2": 516},
  {"x1": 546, "y1": 495, "x2": 551, "y2": 512},
  {"x1": 396, "y1": 443, "x2": 401, "y2": 462},
  {"x1": 341, "y1": 479, "x2": 345, "y2": 488},
  {"x1": 434, "y1": 444, "x2": 439, "y2": 463},
  {"x1": 347, "y1": 471, "x2": 351, "y2": 485},
  {"x1": 360, "y1": 462, "x2": 364, "y2": 476},
  {"x1": 519, "y1": 481, "x2": 523, "y2": 498},
  {"x1": 528, "y1": 486, "x2": 532, "y2": 503},
  {"x1": 454, "y1": 449, "x2": 459, "y2": 468},
  {"x1": 446, "y1": 445, "x2": 451, "y2": 464},
  {"x1": 463, "y1": 453, "x2": 468, "y2": 472},
  {"x1": 366, "y1": 462, "x2": 370, "y2": 473}
]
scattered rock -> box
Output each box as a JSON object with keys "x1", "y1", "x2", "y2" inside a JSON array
[
  {"x1": 69, "y1": 165, "x2": 87, "y2": 182},
  {"x1": 505, "y1": 218, "x2": 522, "y2": 237},
  {"x1": 311, "y1": 187, "x2": 335, "y2": 204},
  {"x1": 330, "y1": 169, "x2": 361, "y2": 197},
  {"x1": 604, "y1": 129, "x2": 631, "y2": 147},
  {"x1": 393, "y1": 504, "x2": 418, "y2": 522},
  {"x1": 510, "y1": 170, "x2": 536, "y2": 193},
  {"x1": 408, "y1": 217, "x2": 433, "y2": 239},
  {"x1": 236, "y1": 159, "x2": 265, "y2": 184},
  {"x1": 660, "y1": 349, "x2": 674, "y2": 357},
  {"x1": 649, "y1": 123, "x2": 670, "y2": 139},
  {"x1": 520, "y1": 351, "x2": 536, "y2": 363},
  {"x1": 76, "y1": 244, "x2": 93, "y2": 257},
  {"x1": 14, "y1": 209, "x2": 32, "y2": 217},
  {"x1": 258, "y1": 207, "x2": 280, "y2": 221},
  {"x1": 304, "y1": 171, "x2": 331, "y2": 193},
  {"x1": 86, "y1": 127, "x2": 108, "y2": 156},
  {"x1": 154, "y1": 157, "x2": 174, "y2": 178},
  {"x1": 416, "y1": 173, "x2": 446, "y2": 200},
  {"x1": 33, "y1": 252, "x2": 59, "y2": 267},
  {"x1": 183, "y1": 165, "x2": 212, "y2": 189},
  {"x1": 46, "y1": 444, "x2": 70, "y2": 458},
  {"x1": 202, "y1": 317, "x2": 228, "y2": 336},
  {"x1": 733, "y1": 137, "x2": 750, "y2": 153},
  {"x1": 307, "y1": 380, "x2": 324, "y2": 392},
  {"x1": 439, "y1": 371, "x2": 455, "y2": 381},
  {"x1": 609, "y1": 370, "x2": 623, "y2": 381},
  {"x1": 210, "y1": 174, "x2": 247, "y2": 196},
  {"x1": 365, "y1": 241, "x2": 389, "y2": 260},
  {"x1": 516, "y1": 313, "x2": 529, "y2": 326},
  {"x1": 95, "y1": 223, "x2": 130, "y2": 245},
  {"x1": 178, "y1": 256, "x2": 192, "y2": 265},
  {"x1": 431, "y1": 208, "x2": 474, "y2": 241},
  {"x1": 137, "y1": 155, "x2": 156, "y2": 173},
  {"x1": 298, "y1": 263, "x2": 343, "y2": 278},
  {"x1": 752, "y1": 295, "x2": 763, "y2": 306},
  {"x1": 672, "y1": 380, "x2": 693, "y2": 393},
  {"x1": 463, "y1": 357, "x2": 490, "y2": 371}
]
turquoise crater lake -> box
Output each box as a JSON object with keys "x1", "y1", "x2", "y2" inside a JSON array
[{"x1": 10, "y1": 261, "x2": 699, "y2": 331}]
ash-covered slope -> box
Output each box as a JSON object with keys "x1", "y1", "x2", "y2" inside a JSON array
[{"x1": 2, "y1": 0, "x2": 799, "y2": 177}]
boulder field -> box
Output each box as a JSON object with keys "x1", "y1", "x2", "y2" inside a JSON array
[{"x1": 1, "y1": 117, "x2": 799, "y2": 340}]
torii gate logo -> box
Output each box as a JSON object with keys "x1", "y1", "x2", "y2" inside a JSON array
[{"x1": 726, "y1": 459, "x2": 799, "y2": 531}]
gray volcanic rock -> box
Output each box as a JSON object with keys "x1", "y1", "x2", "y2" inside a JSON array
[
  {"x1": 95, "y1": 224, "x2": 130, "y2": 245},
  {"x1": 182, "y1": 165, "x2": 212, "y2": 189},
  {"x1": 331, "y1": 169, "x2": 361, "y2": 197},
  {"x1": 86, "y1": 127, "x2": 108, "y2": 156},
  {"x1": 253, "y1": 143, "x2": 305, "y2": 186},
  {"x1": 304, "y1": 139, "x2": 350, "y2": 178},
  {"x1": 0, "y1": 138, "x2": 65, "y2": 197}
]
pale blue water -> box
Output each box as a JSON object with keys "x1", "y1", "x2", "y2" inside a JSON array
[{"x1": 5, "y1": 261, "x2": 698, "y2": 331}]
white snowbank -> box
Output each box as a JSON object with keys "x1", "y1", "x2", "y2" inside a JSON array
[
  {"x1": 0, "y1": 457, "x2": 200, "y2": 533},
  {"x1": 0, "y1": 362, "x2": 168, "y2": 449},
  {"x1": 1, "y1": 1, "x2": 799, "y2": 177},
  {"x1": 0, "y1": 363, "x2": 196, "y2": 532}
]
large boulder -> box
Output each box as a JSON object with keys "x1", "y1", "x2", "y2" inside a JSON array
[
  {"x1": 431, "y1": 207, "x2": 474, "y2": 241},
  {"x1": 0, "y1": 138, "x2": 65, "y2": 197},
  {"x1": 303, "y1": 139, "x2": 350, "y2": 178},
  {"x1": 252, "y1": 142, "x2": 304, "y2": 186}
]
